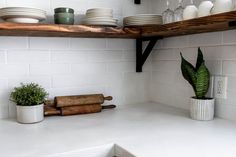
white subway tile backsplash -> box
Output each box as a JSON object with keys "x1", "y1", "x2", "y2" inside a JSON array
[
  {"x1": 87, "y1": 50, "x2": 123, "y2": 62},
  {"x1": 0, "y1": 37, "x2": 28, "y2": 49},
  {"x1": 122, "y1": 50, "x2": 135, "y2": 62},
  {"x1": 205, "y1": 60, "x2": 222, "y2": 75},
  {"x1": 8, "y1": 76, "x2": 51, "y2": 89},
  {"x1": 70, "y1": 38, "x2": 106, "y2": 50},
  {"x1": 162, "y1": 36, "x2": 189, "y2": 48},
  {"x1": 188, "y1": 32, "x2": 222, "y2": 46},
  {"x1": 52, "y1": 75, "x2": 88, "y2": 88},
  {"x1": 71, "y1": 63, "x2": 107, "y2": 75},
  {"x1": 29, "y1": 37, "x2": 70, "y2": 50},
  {"x1": 7, "y1": 50, "x2": 50, "y2": 63},
  {"x1": 107, "y1": 62, "x2": 135, "y2": 73},
  {"x1": 0, "y1": 51, "x2": 6, "y2": 63},
  {"x1": 223, "y1": 30, "x2": 236, "y2": 44},
  {"x1": 0, "y1": 79, "x2": 8, "y2": 90},
  {"x1": 0, "y1": 64, "x2": 29, "y2": 76},
  {"x1": 106, "y1": 39, "x2": 135, "y2": 50},
  {"x1": 152, "y1": 49, "x2": 178, "y2": 61},
  {"x1": 51, "y1": 51, "x2": 88, "y2": 63},
  {"x1": 223, "y1": 61, "x2": 236, "y2": 75},
  {"x1": 152, "y1": 60, "x2": 180, "y2": 73},
  {"x1": 30, "y1": 64, "x2": 70, "y2": 75}
]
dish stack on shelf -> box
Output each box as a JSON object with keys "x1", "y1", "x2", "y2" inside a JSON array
[
  {"x1": 123, "y1": 14, "x2": 163, "y2": 26},
  {"x1": 0, "y1": 7, "x2": 46, "y2": 23},
  {"x1": 82, "y1": 8, "x2": 118, "y2": 27}
]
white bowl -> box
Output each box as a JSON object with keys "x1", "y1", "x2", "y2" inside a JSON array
[
  {"x1": 183, "y1": 5, "x2": 198, "y2": 20},
  {"x1": 198, "y1": 1, "x2": 214, "y2": 17},
  {"x1": 211, "y1": 0, "x2": 233, "y2": 14}
]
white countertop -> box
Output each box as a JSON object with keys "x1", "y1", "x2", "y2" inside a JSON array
[{"x1": 1, "y1": 103, "x2": 236, "y2": 157}]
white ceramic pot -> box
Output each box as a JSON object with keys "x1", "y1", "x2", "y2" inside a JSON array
[
  {"x1": 16, "y1": 104, "x2": 44, "y2": 124},
  {"x1": 198, "y1": 1, "x2": 214, "y2": 17},
  {"x1": 183, "y1": 5, "x2": 198, "y2": 20},
  {"x1": 211, "y1": 0, "x2": 233, "y2": 14},
  {"x1": 190, "y1": 97, "x2": 215, "y2": 121}
]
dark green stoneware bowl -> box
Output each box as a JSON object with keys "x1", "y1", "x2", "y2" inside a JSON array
[
  {"x1": 54, "y1": 17, "x2": 74, "y2": 25},
  {"x1": 54, "y1": 7, "x2": 74, "y2": 14}
]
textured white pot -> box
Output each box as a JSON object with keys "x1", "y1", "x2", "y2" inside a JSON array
[
  {"x1": 16, "y1": 104, "x2": 44, "y2": 124},
  {"x1": 190, "y1": 97, "x2": 215, "y2": 121}
]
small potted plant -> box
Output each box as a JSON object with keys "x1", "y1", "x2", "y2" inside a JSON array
[
  {"x1": 10, "y1": 83, "x2": 48, "y2": 124},
  {"x1": 180, "y1": 48, "x2": 215, "y2": 121}
]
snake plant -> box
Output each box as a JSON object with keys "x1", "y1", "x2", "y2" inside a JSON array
[{"x1": 180, "y1": 48, "x2": 210, "y2": 99}]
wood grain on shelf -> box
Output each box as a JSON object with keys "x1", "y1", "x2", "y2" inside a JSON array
[
  {"x1": 138, "y1": 11, "x2": 236, "y2": 38},
  {"x1": 0, "y1": 11, "x2": 236, "y2": 38},
  {"x1": 0, "y1": 22, "x2": 140, "y2": 38}
]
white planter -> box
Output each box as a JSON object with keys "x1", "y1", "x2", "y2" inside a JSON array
[
  {"x1": 16, "y1": 104, "x2": 44, "y2": 124},
  {"x1": 190, "y1": 97, "x2": 215, "y2": 121}
]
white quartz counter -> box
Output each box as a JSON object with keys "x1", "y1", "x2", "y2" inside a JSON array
[{"x1": 1, "y1": 103, "x2": 236, "y2": 157}]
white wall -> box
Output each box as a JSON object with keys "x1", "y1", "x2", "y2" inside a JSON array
[
  {"x1": 150, "y1": 0, "x2": 236, "y2": 121},
  {"x1": 1, "y1": 0, "x2": 236, "y2": 122},
  {"x1": 0, "y1": 0, "x2": 153, "y2": 118}
]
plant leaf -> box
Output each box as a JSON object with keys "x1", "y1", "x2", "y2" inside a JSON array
[
  {"x1": 196, "y1": 47, "x2": 204, "y2": 70},
  {"x1": 180, "y1": 53, "x2": 197, "y2": 92},
  {"x1": 195, "y1": 62, "x2": 210, "y2": 99}
]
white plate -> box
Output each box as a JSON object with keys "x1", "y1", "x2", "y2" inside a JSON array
[
  {"x1": 82, "y1": 21, "x2": 117, "y2": 27},
  {"x1": 0, "y1": 14, "x2": 46, "y2": 20},
  {"x1": 0, "y1": 12, "x2": 46, "y2": 17},
  {"x1": 0, "y1": 7, "x2": 46, "y2": 14},
  {"x1": 86, "y1": 8, "x2": 112, "y2": 13},
  {"x1": 84, "y1": 18, "x2": 117, "y2": 22},
  {"x1": 6, "y1": 17, "x2": 39, "y2": 23}
]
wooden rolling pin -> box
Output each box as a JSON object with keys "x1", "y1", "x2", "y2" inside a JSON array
[
  {"x1": 55, "y1": 94, "x2": 113, "y2": 107},
  {"x1": 44, "y1": 103, "x2": 116, "y2": 116}
]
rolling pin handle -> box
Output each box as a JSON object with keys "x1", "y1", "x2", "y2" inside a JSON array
[
  {"x1": 104, "y1": 96, "x2": 113, "y2": 101},
  {"x1": 102, "y1": 105, "x2": 116, "y2": 109}
]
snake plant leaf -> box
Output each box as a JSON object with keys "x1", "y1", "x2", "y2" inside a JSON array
[
  {"x1": 195, "y1": 62, "x2": 210, "y2": 99},
  {"x1": 196, "y1": 47, "x2": 204, "y2": 70},
  {"x1": 180, "y1": 53, "x2": 197, "y2": 91}
]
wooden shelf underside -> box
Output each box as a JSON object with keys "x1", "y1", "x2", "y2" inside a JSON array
[{"x1": 0, "y1": 11, "x2": 236, "y2": 39}]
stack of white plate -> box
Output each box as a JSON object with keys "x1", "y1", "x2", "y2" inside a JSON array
[
  {"x1": 0, "y1": 7, "x2": 46, "y2": 23},
  {"x1": 123, "y1": 14, "x2": 163, "y2": 26},
  {"x1": 82, "y1": 8, "x2": 118, "y2": 27}
]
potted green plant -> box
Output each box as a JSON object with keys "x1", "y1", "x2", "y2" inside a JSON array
[
  {"x1": 10, "y1": 83, "x2": 48, "y2": 124},
  {"x1": 180, "y1": 48, "x2": 215, "y2": 121}
]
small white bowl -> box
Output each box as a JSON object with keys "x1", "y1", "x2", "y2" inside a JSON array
[
  {"x1": 183, "y1": 5, "x2": 198, "y2": 20},
  {"x1": 198, "y1": 1, "x2": 214, "y2": 17},
  {"x1": 211, "y1": 0, "x2": 233, "y2": 14}
]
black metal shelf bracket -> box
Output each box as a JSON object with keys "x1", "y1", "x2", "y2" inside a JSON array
[
  {"x1": 136, "y1": 37, "x2": 161, "y2": 72},
  {"x1": 134, "y1": 0, "x2": 141, "y2": 4}
]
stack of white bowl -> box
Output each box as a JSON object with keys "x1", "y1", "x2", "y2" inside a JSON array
[
  {"x1": 82, "y1": 8, "x2": 118, "y2": 27},
  {"x1": 0, "y1": 7, "x2": 46, "y2": 23},
  {"x1": 123, "y1": 14, "x2": 163, "y2": 26}
]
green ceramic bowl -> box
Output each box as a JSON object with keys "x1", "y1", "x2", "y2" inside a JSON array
[
  {"x1": 54, "y1": 13, "x2": 74, "y2": 18},
  {"x1": 54, "y1": 7, "x2": 74, "y2": 14},
  {"x1": 54, "y1": 17, "x2": 74, "y2": 25}
]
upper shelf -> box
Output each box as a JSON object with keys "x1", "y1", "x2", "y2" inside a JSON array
[
  {"x1": 0, "y1": 22, "x2": 140, "y2": 38},
  {"x1": 138, "y1": 10, "x2": 236, "y2": 38},
  {"x1": 0, "y1": 11, "x2": 236, "y2": 39}
]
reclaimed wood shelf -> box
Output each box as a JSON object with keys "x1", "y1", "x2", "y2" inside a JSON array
[
  {"x1": 138, "y1": 10, "x2": 236, "y2": 38},
  {"x1": 0, "y1": 11, "x2": 236, "y2": 39},
  {"x1": 0, "y1": 22, "x2": 140, "y2": 38},
  {"x1": 0, "y1": 11, "x2": 236, "y2": 72}
]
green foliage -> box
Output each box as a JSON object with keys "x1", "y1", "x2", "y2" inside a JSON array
[
  {"x1": 10, "y1": 83, "x2": 48, "y2": 106},
  {"x1": 180, "y1": 48, "x2": 210, "y2": 99}
]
